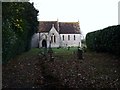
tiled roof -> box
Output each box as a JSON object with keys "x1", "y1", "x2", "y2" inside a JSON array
[
  {"x1": 38, "y1": 21, "x2": 81, "y2": 34},
  {"x1": 59, "y1": 22, "x2": 80, "y2": 34},
  {"x1": 38, "y1": 21, "x2": 58, "y2": 32}
]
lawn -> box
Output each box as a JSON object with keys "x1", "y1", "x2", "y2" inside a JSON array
[
  {"x1": 52, "y1": 47, "x2": 78, "y2": 60},
  {"x1": 2, "y1": 47, "x2": 120, "y2": 89}
]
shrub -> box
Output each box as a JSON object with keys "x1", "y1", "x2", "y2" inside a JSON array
[{"x1": 86, "y1": 25, "x2": 120, "y2": 55}]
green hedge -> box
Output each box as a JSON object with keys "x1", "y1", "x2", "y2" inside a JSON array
[
  {"x1": 2, "y1": 2, "x2": 39, "y2": 63},
  {"x1": 86, "y1": 25, "x2": 120, "y2": 55}
]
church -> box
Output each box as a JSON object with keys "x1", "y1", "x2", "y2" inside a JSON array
[{"x1": 31, "y1": 20, "x2": 81, "y2": 48}]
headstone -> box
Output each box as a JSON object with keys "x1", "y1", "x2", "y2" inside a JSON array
[{"x1": 77, "y1": 47, "x2": 83, "y2": 60}]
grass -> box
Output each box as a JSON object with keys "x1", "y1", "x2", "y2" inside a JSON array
[
  {"x1": 52, "y1": 47, "x2": 77, "y2": 56},
  {"x1": 21, "y1": 48, "x2": 40, "y2": 56},
  {"x1": 2, "y1": 47, "x2": 120, "y2": 88},
  {"x1": 52, "y1": 47, "x2": 78, "y2": 60}
]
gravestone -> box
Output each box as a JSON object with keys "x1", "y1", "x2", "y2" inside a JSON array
[{"x1": 77, "y1": 47, "x2": 83, "y2": 60}]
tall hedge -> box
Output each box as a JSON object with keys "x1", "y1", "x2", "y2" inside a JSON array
[
  {"x1": 86, "y1": 25, "x2": 120, "y2": 55},
  {"x1": 2, "y1": 2, "x2": 39, "y2": 63}
]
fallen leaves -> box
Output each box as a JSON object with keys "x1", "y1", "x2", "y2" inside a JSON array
[{"x1": 2, "y1": 50, "x2": 120, "y2": 88}]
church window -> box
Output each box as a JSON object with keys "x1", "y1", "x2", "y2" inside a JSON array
[
  {"x1": 63, "y1": 35, "x2": 64, "y2": 41},
  {"x1": 51, "y1": 36, "x2": 53, "y2": 43},
  {"x1": 68, "y1": 35, "x2": 70, "y2": 40},
  {"x1": 51, "y1": 33, "x2": 56, "y2": 43},
  {"x1": 54, "y1": 35, "x2": 56, "y2": 43},
  {"x1": 74, "y1": 35, "x2": 76, "y2": 40}
]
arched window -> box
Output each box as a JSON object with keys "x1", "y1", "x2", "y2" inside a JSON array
[
  {"x1": 54, "y1": 35, "x2": 56, "y2": 43},
  {"x1": 68, "y1": 35, "x2": 70, "y2": 40},
  {"x1": 74, "y1": 35, "x2": 76, "y2": 40},
  {"x1": 51, "y1": 36, "x2": 53, "y2": 43},
  {"x1": 62, "y1": 35, "x2": 64, "y2": 41},
  {"x1": 51, "y1": 33, "x2": 56, "y2": 43}
]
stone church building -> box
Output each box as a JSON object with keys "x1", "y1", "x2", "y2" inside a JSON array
[{"x1": 31, "y1": 20, "x2": 81, "y2": 48}]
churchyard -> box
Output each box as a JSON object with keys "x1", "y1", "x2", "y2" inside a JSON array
[
  {"x1": 2, "y1": 2, "x2": 120, "y2": 89},
  {"x1": 2, "y1": 47, "x2": 120, "y2": 89}
]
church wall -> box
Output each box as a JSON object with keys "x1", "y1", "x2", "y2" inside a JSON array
[
  {"x1": 31, "y1": 33, "x2": 81, "y2": 48},
  {"x1": 60, "y1": 34, "x2": 81, "y2": 47},
  {"x1": 31, "y1": 33, "x2": 39, "y2": 48}
]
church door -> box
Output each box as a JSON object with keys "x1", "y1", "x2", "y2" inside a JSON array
[{"x1": 42, "y1": 39, "x2": 47, "y2": 48}]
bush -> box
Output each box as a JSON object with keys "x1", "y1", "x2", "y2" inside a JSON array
[{"x1": 86, "y1": 25, "x2": 120, "y2": 55}]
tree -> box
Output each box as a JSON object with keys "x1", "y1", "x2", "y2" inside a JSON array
[{"x1": 2, "y1": 2, "x2": 39, "y2": 63}]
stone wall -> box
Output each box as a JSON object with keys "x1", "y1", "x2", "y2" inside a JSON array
[{"x1": 31, "y1": 33, "x2": 39, "y2": 48}]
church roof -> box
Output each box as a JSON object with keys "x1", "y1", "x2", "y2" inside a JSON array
[
  {"x1": 38, "y1": 21, "x2": 58, "y2": 32},
  {"x1": 38, "y1": 21, "x2": 81, "y2": 34},
  {"x1": 59, "y1": 22, "x2": 80, "y2": 34}
]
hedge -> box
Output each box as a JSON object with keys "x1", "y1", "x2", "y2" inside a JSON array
[{"x1": 86, "y1": 25, "x2": 120, "y2": 55}]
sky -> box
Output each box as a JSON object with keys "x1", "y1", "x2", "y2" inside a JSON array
[{"x1": 29, "y1": 0, "x2": 119, "y2": 37}]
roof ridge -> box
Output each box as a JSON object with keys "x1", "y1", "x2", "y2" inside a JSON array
[
  {"x1": 59, "y1": 22, "x2": 78, "y2": 23},
  {"x1": 39, "y1": 21, "x2": 78, "y2": 23}
]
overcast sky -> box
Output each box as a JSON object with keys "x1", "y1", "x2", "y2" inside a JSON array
[{"x1": 29, "y1": 0, "x2": 119, "y2": 37}]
